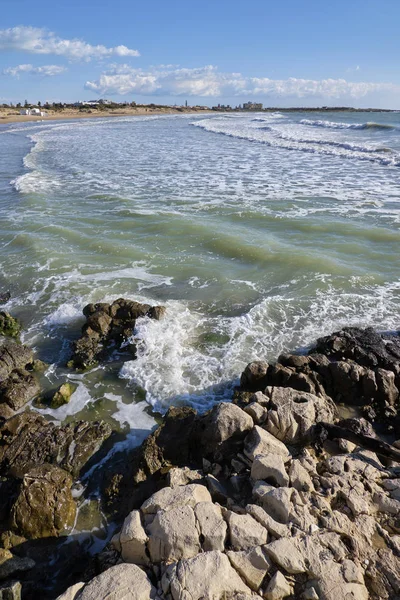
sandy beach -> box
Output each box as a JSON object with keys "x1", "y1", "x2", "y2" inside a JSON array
[{"x1": 0, "y1": 105, "x2": 211, "y2": 125}]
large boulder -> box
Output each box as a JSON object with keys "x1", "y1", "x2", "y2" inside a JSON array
[
  {"x1": 147, "y1": 505, "x2": 201, "y2": 562},
  {"x1": 0, "y1": 369, "x2": 40, "y2": 416},
  {"x1": 141, "y1": 484, "x2": 211, "y2": 514},
  {"x1": 263, "y1": 386, "x2": 337, "y2": 443},
  {"x1": 69, "y1": 298, "x2": 165, "y2": 369},
  {"x1": 76, "y1": 564, "x2": 157, "y2": 600},
  {"x1": 0, "y1": 341, "x2": 33, "y2": 383},
  {"x1": 194, "y1": 402, "x2": 253, "y2": 460},
  {"x1": 0, "y1": 413, "x2": 112, "y2": 478},
  {"x1": 10, "y1": 464, "x2": 76, "y2": 538},
  {"x1": 169, "y1": 551, "x2": 253, "y2": 600}
]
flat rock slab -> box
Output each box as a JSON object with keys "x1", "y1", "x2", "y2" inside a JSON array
[{"x1": 77, "y1": 564, "x2": 157, "y2": 600}]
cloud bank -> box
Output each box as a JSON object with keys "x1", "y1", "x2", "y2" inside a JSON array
[
  {"x1": 85, "y1": 64, "x2": 400, "y2": 102},
  {"x1": 3, "y1": 63, "x2": 67, "y2": 77},
  {"x1": 0, "y1": 26, "x2": 139, "y2": 61}
]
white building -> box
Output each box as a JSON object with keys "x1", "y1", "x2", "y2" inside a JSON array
[{"x1": 19, "y1": 108, "x2": 47, "y2": 117}]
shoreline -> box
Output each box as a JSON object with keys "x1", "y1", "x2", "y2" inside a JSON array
[
  {"x1": 0, "y1": 305, "x2": 399, "y2": 598},
  {"x1": 0, "y1": 107, "x2": 212, "y2": 126}
]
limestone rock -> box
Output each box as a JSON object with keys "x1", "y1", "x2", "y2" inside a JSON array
[
  {"x1": 264, "y1": 386, "x2": 336, "y2": 443},
  {"x1": 195, "y1": 402, "x2": 253, "y2": 459},
  {"x1": 225, "y1": 510, "x2": 268, "y2": 550},
  {"x1": 289, "y1": 460, "x2": 314, "y2": 492},
  {"x1": 244, "y1": 402, "x2": 268, "y2": 424},
  {"x1": 55, "y1": 583, "x2": 85, "y2": 600},
  {"x1": 259, "y1": 487, "x2": 294, "y2": 524},
  {"x1": 170, "y1": 550, "x2": 252, "y2": 600},
  {"x1": 227, "y1": 546, "x2": 272, "y2": 590},
  {"x1": 77, "y1": 563, "x2": 157, "y2": 600},
  {"x1": 119, "y1": 509, "x2": 149, "y2": 565},
  {"x1": 141, "y1": 484, "x2": 211, "y2": 514},
  {"x1": 244, "y1": 426, "x2": 290, "y2": 462},
  {"x1": 167, "y1": 466, "x2": 203, "y2": 488},
  {"x1": 265, "y1": 538, "x2": 307, "y2": 574},
  {"x1": 10, "y1": 464, "x2": 76, "y2": 539},
  {"x1": 264, "y1": 571, "x2": 292, "y2": 600},
  {"x1": 240, "y1": 361, "x2": 270, "y2": 391},
  {"x1": 246, "y1": 504, "x2": 290, "y2": 538},
  {"x1": 251, "y1": 454, "x2": 289, "y2": 487},
  {"x1": 147, "y1": 505, "x2": 201, "y2": 562},
  {"x1": 194, "y1": 501, "x2": 227, "y2": 551},
  {"x1": 0, "y1": 581, "x2": 22, "y2": 600}
]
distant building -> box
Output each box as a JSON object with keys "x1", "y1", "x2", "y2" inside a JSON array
[
  {"x1": 19, "y1": 108, "x2": 47, "y2": 116},
  {"x1": 243, "y1": 102, "x2": 263, "y2": 110}
]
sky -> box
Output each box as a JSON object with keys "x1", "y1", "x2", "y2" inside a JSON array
[{"x1": 0, "y1": 0, "x2": 400, "y2": 108}]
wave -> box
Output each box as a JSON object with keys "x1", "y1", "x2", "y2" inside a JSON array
[
  {"x1": 300, "y1": 119, "x2": 397, "y2": 131},
  {"x1": 192, "y1": 118, "x2": 400, "y2": 167}
]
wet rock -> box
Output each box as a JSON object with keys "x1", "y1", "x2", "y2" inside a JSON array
[
  {"x1": 0, "y1": 341, "x2": 33, "y2": 383},
  {"x1": 0, "y1": 412, "x2": 112, "y2": 478},
  {"x1": 69, "y1": 298, "x2": 164, "y2": 369},
  {"x1": 0, "y1": 369, "x2": 40, "y2": 415},
  {"x1": 0, "y1": 313, "x2": 21, "y2": 339},
  {"x1": 77, "y1": 563, "x2": 158, "y2": 600},
  {"x1": 169, "y1": 550, "x2": 253, "y2": 600},
  {"x1": 194, "y1": 501, "x2": 227, "y2": 551},
  {"x1": 147, "y1": 305, "x2": 166, "y2": 320},
  {"x1": 10, "y1": 464, "x2": 76, "y2": 539},
  {"x1": 315, "y1": 326, "x2": 400, "y2": 371},
  {"x1": 50, "y1": 382, "x2": 77, "y2": 409},
  {"x1": 0, "y1": 292, "x2": 10, "y2": 305},
  {"x1": 136, "y1": 406, "x2": 197, "y2": 480},
  {"x1": 0, "y1": 548, "x2": 35, "y2": 580}
]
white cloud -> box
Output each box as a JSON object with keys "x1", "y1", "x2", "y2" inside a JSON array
[
  {"x1": 0, "y1": 26, "x2": 139, "y2": 61},
  {"x1": 3, "y1": 63, "x2": 67, "y2": 77},
  {"x1": 85, "y1": 64, "x2": 400, "y2": 102}
]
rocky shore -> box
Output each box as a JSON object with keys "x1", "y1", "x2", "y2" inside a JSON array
[{"x1": 0, "y1": 299, "x2": 399, "y2": 600}]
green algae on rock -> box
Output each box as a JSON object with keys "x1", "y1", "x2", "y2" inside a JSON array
[{"x1": 0, "y1": 313, "x2": 21, "y2": 339}]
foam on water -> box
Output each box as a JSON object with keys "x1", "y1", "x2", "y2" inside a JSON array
[
  {"x1": 2, "y1": 111, "x2": 400, "y2": 434},
  {"x1": 119, "y1": 277, "x2": 400, "y2": 414},
  {"x1": 192, "y1": 115, "x2": 400, "y2": 166}
]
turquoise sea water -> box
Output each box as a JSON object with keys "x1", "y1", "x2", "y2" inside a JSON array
[{"x1": 1, "y1": 110, "x2": 400, "y2": 440}]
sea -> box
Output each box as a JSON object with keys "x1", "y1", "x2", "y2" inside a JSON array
[{"x1": 1, "y1": 110, "x2": 400, "y2": 447}]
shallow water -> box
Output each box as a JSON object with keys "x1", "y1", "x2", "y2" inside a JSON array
[{"x1": 1, "y1": 110, "x2": 400, "y2": 441}]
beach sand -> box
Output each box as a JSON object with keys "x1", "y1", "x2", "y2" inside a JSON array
[{"x1": 0, "y1": 105, "x2": 210, "y2": 125}]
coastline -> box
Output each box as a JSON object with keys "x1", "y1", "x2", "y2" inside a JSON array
[
  {"x1": 0, "y1": 106, "x2": 211, "y2": 125},
  {"x1": 0, "y1": 307, "x2": 399, "y2": 599}
]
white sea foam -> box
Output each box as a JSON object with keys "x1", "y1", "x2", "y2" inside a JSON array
[
  {"x1": 119, "y1": 279, "x2": 400, "y2": 414},
  {"x1": 192, "y1": 116, "x2": 400, "y2": 166}
]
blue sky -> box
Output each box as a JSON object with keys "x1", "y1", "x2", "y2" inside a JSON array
[{"x1": 1, "y1": 0, "x2": 400, "y2": 108}]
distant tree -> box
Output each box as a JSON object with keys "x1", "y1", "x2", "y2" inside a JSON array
[
  {"x1": 16, "y1": 102, "x2": 21, "y2": 108},
  {"x1": 38, "y1": 101, "x2": 41, "y2": 107},
  {"x1": 24, "y1": 99, "x2": 28, "y2": 107}
]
